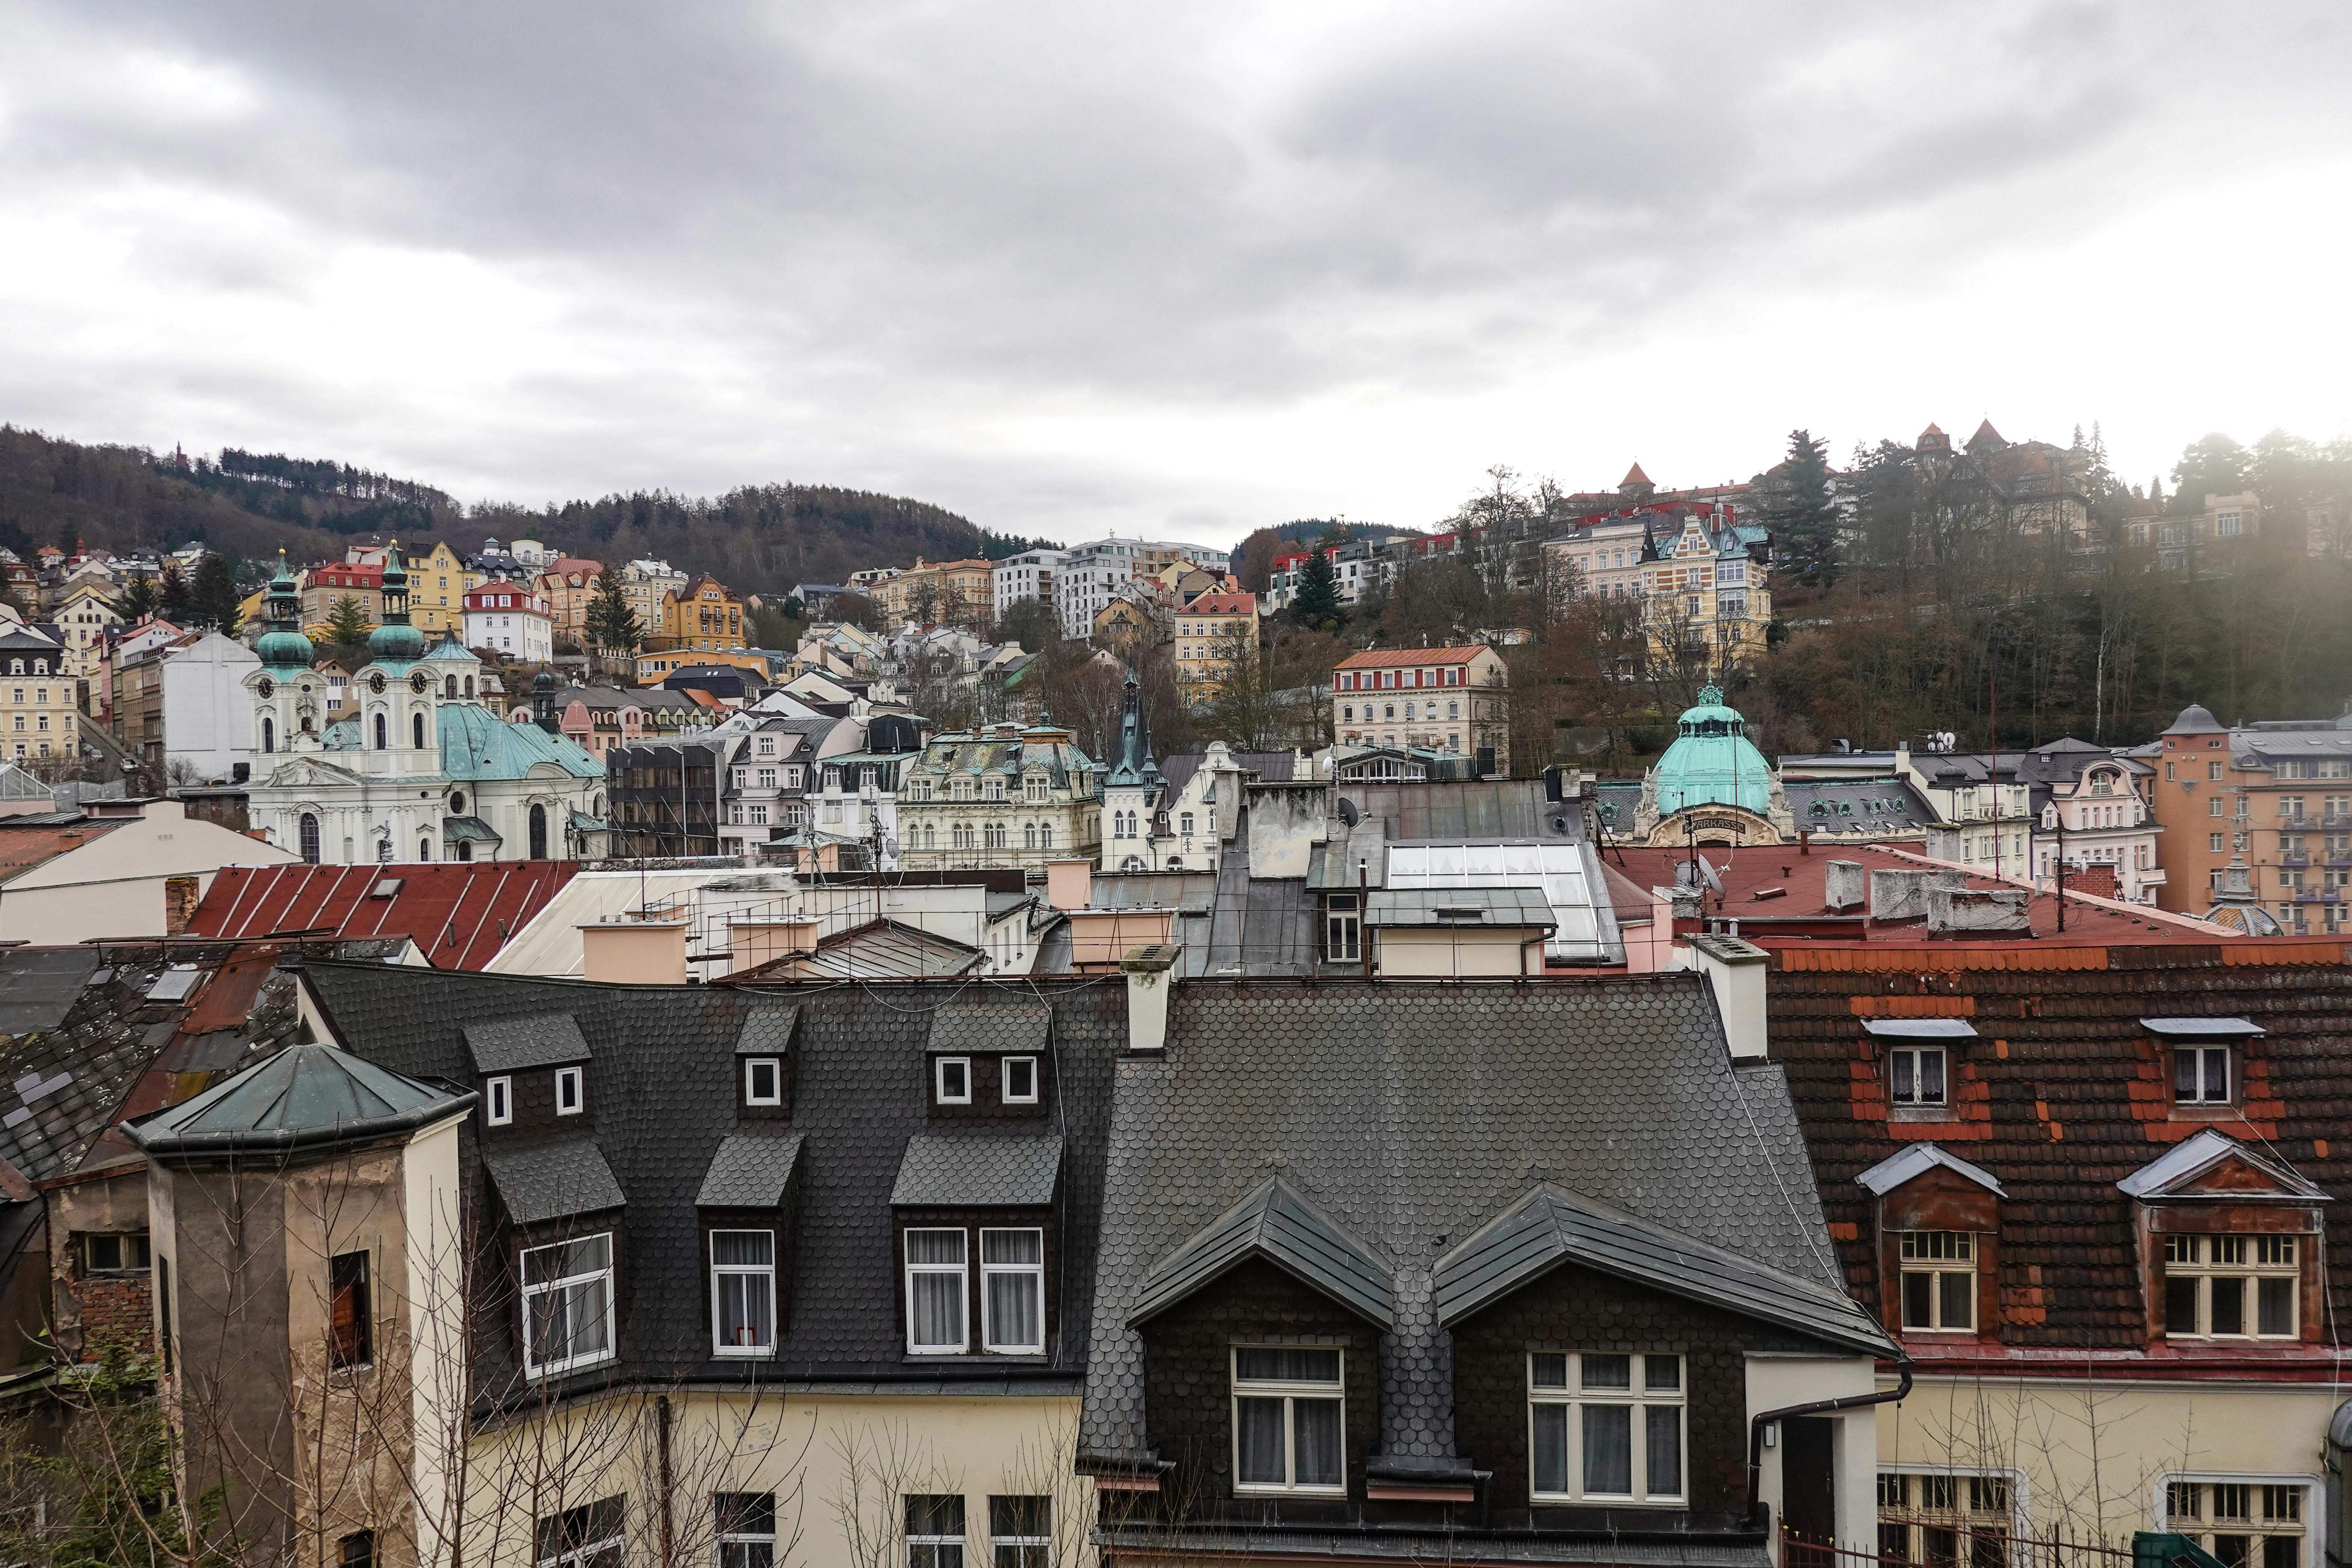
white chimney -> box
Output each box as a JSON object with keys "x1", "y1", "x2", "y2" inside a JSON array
[
  {"x1": 1677, "y1": 934, "x2": 1770, "y2": 1061},
  {"x1": 1121, "y1": 944, "x2": 1180, "y2": 1054}
]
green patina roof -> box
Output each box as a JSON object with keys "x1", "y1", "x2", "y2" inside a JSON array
[
  {"x1": 1651, "y1": 685, "x2": 1771, "y2": 816},
  {"x1": 437, "y1": 703, "x2": 601, "y2": 781},
  {"x1": 126, "y1": 1043, "x2": 472, "y2": 1157}
]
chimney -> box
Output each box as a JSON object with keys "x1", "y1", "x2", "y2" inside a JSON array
[
  {"x1": 579, "y1": 918, "x2": 690, "y2": 984},
  {"x1": 1045, "y1": 857, "x2": 1093, "y2": 912},
  {"x1": 1925, "y1": 886, "x2": 2031, "y2": 937},
  {"x1": 729, "y1": 915, "x2": 821, "y2": 973},
  {"x1": 1678, "y1": 933, "x2": 1770, "y2": 1060},
  {"x1": 1868, "y1": 868, "x2": 1938, "y2": 922},
  {"x1": 1121, "y1": 944, "x2": 1180, "y2": 1054},
  {"x1": 164, "y1": 874, "x2": 201, "y2": 937},
  {"x1": 1823, "y1": 859, "x2": 1865, "y2": 914}
]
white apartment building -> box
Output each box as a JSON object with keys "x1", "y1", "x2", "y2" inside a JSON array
[
  {"x1": 992, "y1": 548, "x2": 1066, "y2": 620},
  {"x1": 462, "y1": 580, "x2": 554, "y2": 662},
  {"x1": 1050, "y1": 537, "x2": 1230, "y2": 639}
]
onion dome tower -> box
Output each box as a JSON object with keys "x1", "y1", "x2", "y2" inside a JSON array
[
  {"x1": 366, "y1": 540, "x2": 426, "y2": 664},
  {"x1": 253, "y1": 551, "x2": 314, "y2": 669}
]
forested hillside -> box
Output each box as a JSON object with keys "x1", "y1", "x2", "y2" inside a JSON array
[{"x1": 0, "y1": 427, "x2": 1014, "y2": 596}]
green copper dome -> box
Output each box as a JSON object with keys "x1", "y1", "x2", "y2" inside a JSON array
[
  {"x1": 1651, "y1": 686, "x2": 1771, "y2": 816},
  {"x1": 256, "y1": 551, "x2": 314, "y2": 668}
]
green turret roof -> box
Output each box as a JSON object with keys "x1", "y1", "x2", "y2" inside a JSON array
[
  {"x1": 1650, "y1": 686, "x2": 1772, "y2": 816},
  {"x1": 125, "y1": 1042, "x2": 472, "y2": 1158}
]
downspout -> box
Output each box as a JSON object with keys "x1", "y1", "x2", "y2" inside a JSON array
[
  {"x1": 1746, "y1": 1359, "x2": 1913, "y2": 1532},
  {"x1": 657, "y1": 1393, "x2": 675, "y2": 1566}
]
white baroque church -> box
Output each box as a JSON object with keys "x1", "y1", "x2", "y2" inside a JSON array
[{"x1": 243, "y1": 551, "x2": 609, "y2": 865}]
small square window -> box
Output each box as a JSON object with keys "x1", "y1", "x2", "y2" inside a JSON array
[
  {"x1": 1889, "y1": 1046, "x2": 1947, "y2": 1109},
  {"x1": 2174, "y1": 1047, "x2": 2231, "y2": 1105},
  {"x1": 1003, "y1": 1056, "x2": 1038, "y2": 1105},
  {"x1": 485, "y1": 1075, "x2": 512, "y2": 1126},
  {"x1": 745, "y1": 1058, "x2": 782, "y2": 1106},
  {"x1": 83, "y1": 1233, "x2": 151, "y2": 1274},
  {"x1": 555, "y1": 1066, "x2": 584, "y2": 1116},
  {"x1": 936, "y1": 1057, "x2": 971, "y2": 1105}
]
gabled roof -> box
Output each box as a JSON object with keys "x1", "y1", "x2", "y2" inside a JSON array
[
  {"x1": 1129, "y1": 1176, "x2": 1393, "y2": 1329},
  {"x1": 738, "y1": 918, "x2": 987, "y2": 981},
  {"x1": 735, "y1": 1006, "x2": 799, "y2": 1056},
  {"x1": 1856, "y1": 1142, "x2": 2005, "y2": 1197},
  {"x1": 1433, "y1": 1184, "x2": 1895, "y2": 1355},
  {"x1": 1334, "y1": 646, "x2": 1491, "y2": 669},
  {"x1": 2116, "y1": 1128, "x2": 2327, "y2": 1202},
  {"x1": 184, "y1": 862, "x2": 581, "y2": 971},
  {"x1": 126, "y1": 1043, "x2": 472, "y2": 1158}
]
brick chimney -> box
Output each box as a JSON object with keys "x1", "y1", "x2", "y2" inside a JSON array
[{"x1": 164, "y1": 875, "x2": 201, "y2": 937}]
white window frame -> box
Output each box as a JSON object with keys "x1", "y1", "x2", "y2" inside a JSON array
[
  {"x1": 2162, "y1": 1235, "x2": 2300, "y2": 1340},
  {"x1": 905, "y1": 1495, "x2": 967, "y2": 1568},
  {"x1": 2157, "y1": 1475, "x2": 2317, "y2": 1568},
  {"x1": 1889, "y1": 1046, "x2": 1947, "y2": 1109},
  {"x1": 936, "y1": 1057, "x2": 971, "y2": 1105},
  {"x1": 744, "y1": 1057, "x2": 783, "y2": 1106},
  {"x1": 555, "y1": 1065, "x2": 584, "y2": 1116},
  {"x1": 1527, "y1": 1351, "x2": 1685, "y2": 1505},
  {"x1": 709, "y1": 1228, "x2": 777, "y2": 1359},
  {"x1": 1325, "y1": 894, "x2": 1361, "y2": 963},
  {"x1": 2174, "y1": 1046, "x2": 2232, "y2": 1105},
  {"x1": 905, "y1": 1227, "x2": 970, "y2": 1355},
  {"x1": 1002, "y1": 1056, "x2": 1039, "y2": 1105},
  {"x1": 485, "y1": 1075, "x2": 512, "y2": 1126},
  {"x1": 1877, "y1": 1468, "x2": 2023, "y2": 1564},
  {"x1": 979, "y1": 1228, "x2": 1045, "y2": 1355},
  {"x1": 519, "y1": 1232, "x2": 617, "y2": 1378},
  {"x1": 1898, "y1": 1231, "x2": 1978, "y2": 1332},
  {"x1": 1231, "y1": 1346, "x2": 1347, "y2": 1497},
  {"x1": 987, "y1": 1495, "x2": 1051, "y2": 1568},
  {"x1": 534, "y1": 1498, "x2": 626, "y2": 1568}
]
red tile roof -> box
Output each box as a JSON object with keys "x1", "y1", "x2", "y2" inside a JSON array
[
  {"x1": 1187, "y1": 593, "x2": 1256, "y2": 615},
  {"x1": 183, "y1": 862, "x2": 581, "y2": 970},
  {"x1": 1334, "y1": 646, "x2": 1490, "y2": 669},
  {"x1": 0, "y1": 821, "x2": 124, "y2": 883},
  {"x1": 1603, "y1": 839, "x2": 2263, "y2": 949}
]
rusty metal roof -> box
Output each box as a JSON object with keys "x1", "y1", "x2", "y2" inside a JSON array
[{"x1": 183, "y1": 861, "x2": 581, "y2": 970}]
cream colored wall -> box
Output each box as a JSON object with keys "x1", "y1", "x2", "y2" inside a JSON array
[
  {"x1": 1878, "y1": 1373, "x2": 2338, "y2": 1551},
  {"x1": 1375, "y1": 926, "x2": 1544, "y2": 976},
  {"x1": 0, "y1": 805, "x2": 299, "y2": 942},
  {"x1": 1749, "y1": 1353, "x2": 1881, "y2": 1560},
  {"x1": 451, "y1": 1393, "x2": 1092, "y2": 1568}
]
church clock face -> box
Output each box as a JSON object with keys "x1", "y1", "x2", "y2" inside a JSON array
[
  {"x1": 369, "y1": 672, "x2": 387, "y2": 695},
  {"x1": 410, "y1": 672, "x2": 429, "y2": 694},
  {"x1": 256, "y1": 677, "x2": 274, "y2": 699}
]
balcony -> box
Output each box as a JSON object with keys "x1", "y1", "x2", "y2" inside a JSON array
[{"x1": 2281, "y1": 854, "x2": 2312, "y2": 868}]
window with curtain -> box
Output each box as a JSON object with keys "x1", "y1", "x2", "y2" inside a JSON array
[
  {"x1": 981, "y1": 1230, "x2": 1044, "y2": 1353},
  {"x1": 714, "y1": 1492, "x2": 776, "y2": 1568},
  {"x1": 906, "y1": 1229, "x2": 968, "y2": 1353},
  {"x1": 1528, "y1": 1352, "x2": 1683, "y2": 1503},
  {"x1": 520, "y1": 1233, "x2": 616, "y2": 1377},
  {"x1": 710, "y1": 1230, "x2": 776, "y2": 1356},
  {"x1": 906, "y1": 1495, "x2": 966, "y2": 1568},
  {"x1": 988, "y1": 1496, "x2": 1050, "y2": 1568},
  {"x1": 1232, "y1": 1347, "x2": 1345, "y2": 1494}
]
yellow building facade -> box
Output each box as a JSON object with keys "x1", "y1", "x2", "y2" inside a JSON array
[
  {"x1": 403, "y1": 542, "x2": 483, "y2": 635},
  {"x1": 1640, "y1": 508, "x2": 1772, "y2": 672},
  {"x1": 1172, "y1": 590, "x2": 1257, "y2": 706}
]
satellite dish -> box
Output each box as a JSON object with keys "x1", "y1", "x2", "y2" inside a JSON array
[
  {"x1": 1698, "y1": 855, "x2": 1725, "y2": 894},
  {"x1": 1336, "y1": 798, "x2": 1361, "y2": 827}
]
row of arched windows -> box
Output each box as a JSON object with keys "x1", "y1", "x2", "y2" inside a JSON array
[{"x1": 909, "y1": 822, "x2": 1056, "y2": 852}]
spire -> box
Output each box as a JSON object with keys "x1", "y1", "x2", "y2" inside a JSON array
[
  {"x1": 256, "y1": 548, "x2": 314, "y2": 669},
  {"x1": 1107, "y1": 667, "x2": 1159, "y2": 786},
  {"x1": 367, "y1": 537, "x2": 425, "y2": 662}
]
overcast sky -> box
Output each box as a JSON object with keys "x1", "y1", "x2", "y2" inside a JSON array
[{"x1": 4, "y1": 3, "x2": 2348, "y2": 550}]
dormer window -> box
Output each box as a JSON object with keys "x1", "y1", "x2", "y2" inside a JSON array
[
  {"x1": 905, "y1": 1229, "x2": 969, "y2": 1353},
  {"x1": 1890, "y1": 1046, "x2": 1946, "y2": 1109},
  {"x1": 485, "y1": 1076, "x2": 512, "y2": 1126},
  {"x1": 1897, "y1": 1233, "x2": 1976, "y2": 1332},
  {"x1": 555, "y1": 1066, "x2": 584, "y2": 1116},
  {"x1": 744, "y1": 1058, "x2": 782, "y2": 1107},
  {"x1": 1234, "y1": 1348, "x2": 1346, "y2": 1495},
  {"x1": 1003, "y1": 1056, "x2": 1038, "y2": 1105},
  {"x1": 2175, "y1": 1046, "x2": 2231, "y2": 1105},
  {"x1": 2163, "y1": 1236, "x2": 2297, "y2": 1339},
  {"x1": 935, "y1": 1057, "x2": 971, "y2": 1105},
  {"x1": 1529, "y1": 1352, "x2": 1683, "y2": 1504}
]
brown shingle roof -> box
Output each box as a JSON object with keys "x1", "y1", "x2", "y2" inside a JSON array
[{"x1": 1334, "y1": 646, "x2": 1488, "y2": 669}]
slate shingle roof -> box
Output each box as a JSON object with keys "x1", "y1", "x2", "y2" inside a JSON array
[
  {"x1": 484, "y1": 1139, "x2": 629, "y2": 1226},
  {"x1": 298, "y1": 962, "x2": 1125, "y2": 1383},
  {"x1": 464, "y1": 1013, "x2": 593, "y2": 1071},
  {"x1": 698, "y1": 1132, "x2": 804, "y2": 1208},
  {"x1": 890, "y1": 1133, "x2": 1063, "y2": 1207},
  {"x1": 1079, "y1": 976, "x2": 1850, "y2": 1465}
]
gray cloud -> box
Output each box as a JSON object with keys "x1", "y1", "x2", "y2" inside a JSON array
[{"x1": 3, "y1": 0, "x2": 2350, "y2": 541}]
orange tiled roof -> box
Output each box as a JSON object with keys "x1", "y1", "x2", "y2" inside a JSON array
[
  {"x1": 1334, "y1": 646, "x2": 1488, "y2": 668},
  {"x1": 1188, "y1": 593, "x2": 1256, "y2": 614},
  {"x1": 0, "y1": 820, "x2": 125, "y2": 883}
]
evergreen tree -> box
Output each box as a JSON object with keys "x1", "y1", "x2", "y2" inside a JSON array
[
  {"x1": 1764, "y1": 429, "x2": 1840, "y2": 589},
  {"x1": 323, "y1": 594, "x2": 374, "y2": 646},
  {"x1": 114, "y1": 572, "x2": 160, "y2": 623},
  {"x1": 188, "y1": 553, "x2": 242, "y2": 634},
  {"x1": 158, "y1": 560, "x2": 191, "y2": 623},
  {"x1": 1291, "y1": 544, "x2": 1341, "y2": 628},
  {"x1": 585, "y1": 562, "x2": 641, "y2": 653}
]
